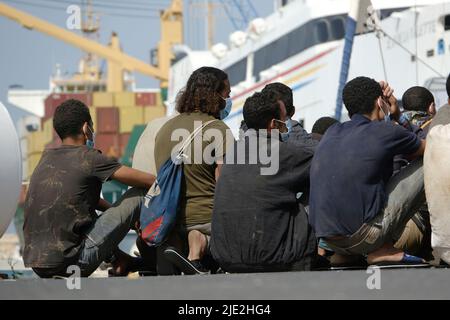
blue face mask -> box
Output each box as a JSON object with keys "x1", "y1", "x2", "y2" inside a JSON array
[
  {"x1": 286, "y1": 117, "x2": 293, "y2": 132},
  {"x1": 274, "y1": 119, "x2": 291, "y2": 142},
  {"x1": 280, "y1": 131, "x2": 289, "y2": 142},
  {"x1": 220, "y1": 98, "x2": 232, "y2": 120},
  {"x1": 86, "y1": 126, "x2": 95, "y2": 149}
]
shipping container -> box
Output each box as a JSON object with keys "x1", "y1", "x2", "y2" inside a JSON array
[
  {"x1": 42, "y1": 118, "x2": 54, "y2": 144},
  {"x1": 90, "y1": 106, "x2": 97, "y2": 131},
  {"x1": 119, "y1": 107, "x2": 145, "y2": 133},
  {"x1": 93, "y1": 92, "x2": 114, "y2": 107},
  {"x1": 119, "y1": 133, "x2": 131, "y2": 156},
  {"x1": 66, "y1": 93, "x2": 93, "y2": 106},
  {"x1": 120, "y1": 125, "x2": 146, "y2": 167},
  {"x1": 96, "y1": 107, "x2": 120, "y2": 133},
  {"x1": 27, "y1": 131, "x2": 47, "y2": 155},
  {"x1": 144, "y1": 105, "x2": 166, "y2": 123},
  {"x1": 27, "y1": 152, "x2": 43, "y2": 179},
  {"x1": 95, "y1": 133, "x2": 120, "y2": 158},
  {"x1": 114, "y1": 92, "x2": 135, "y2": 107},
  {"x1": 44, "y1": 94, "x2": 65, "y2": 121},
  {"x1": 135, "y1": 92, "x2": 157, "y2": 107},
  {"x1": 44, "y1": 93, "x2": 93, "y2": 120}
]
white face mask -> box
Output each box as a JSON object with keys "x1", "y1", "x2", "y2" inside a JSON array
[{"x1": 379, "y1": 98, "x2": 391, "y2": 122}]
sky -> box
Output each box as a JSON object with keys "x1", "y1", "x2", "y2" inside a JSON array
[
  {"x1": 0, "y1": 0, "x2": 274, "y2": 124},
  {"x1": 0, "y1": 0, "x2": 274, "y2": 234}
]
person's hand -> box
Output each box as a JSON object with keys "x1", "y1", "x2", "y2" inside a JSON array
[
  {"x1": 134, "y1": 220, "x2": 142, "y2": 237},
  {"x1": 379, "y1": 81, "x2": 400, "y2": 121}
]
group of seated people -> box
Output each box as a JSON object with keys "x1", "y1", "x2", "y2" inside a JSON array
[{"x1": 22, "y1": 66, "x2": 450, "y2": 277}]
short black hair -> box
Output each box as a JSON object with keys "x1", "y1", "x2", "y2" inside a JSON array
[
  {"x1": 262, "y1": 82, "x2": 294, "y2": 116},
  {"x1": 446, "y1": 73, "x2": 450, "y2": 98},
  {"x1": 53, "y1": 99, "x2": 92, "y2": 140},
  {"x1": 243, "y1": 91, "x2": 280, "y2": 130},
  {"x1": 342, "y1": 76, "x2": 382, "y2": 117},
  {"x1": 312, "y1": 117, "x2": 339, "y2": 135},
  {"x1": 402, "y1": 86, "x2": 434, "y2": 112}
]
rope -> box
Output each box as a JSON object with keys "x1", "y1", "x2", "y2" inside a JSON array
[
  {"x1": 367, "y1": 9, "x2": 445, "y2": 78},
  {"x1": 377, "y1": 35, "x2": 389, "y2": 82}
]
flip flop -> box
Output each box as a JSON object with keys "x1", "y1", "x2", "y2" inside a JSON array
[
  {"x1": 369, "y1": 253, "x2": 430, "y2": 269},
  {"x1": 163, "y1": 247, "x2": 209, "y2": 275}
]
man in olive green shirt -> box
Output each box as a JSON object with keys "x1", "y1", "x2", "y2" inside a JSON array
[{"x1": 154, "y1": 67, "x2": 234, "y2": 275}]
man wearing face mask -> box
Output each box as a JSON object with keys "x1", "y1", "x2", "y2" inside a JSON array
[
  {"x1": 309, "y1": 77, "x2": 427, "y2": 267},
  {"x1": 239, "y1": 83, "x2": 318, "y2": 151},
  {"x1": 23, "y1": 99, "x2": 156, "y2": 278},
  {"x1": 210, "y1": 90, "x2": 319, "y2": 273},
  {"x1": 152, "y1": 67, "x2": 235, "y2": 275},
  {"x1": 262, "y1": 83, "x2": 317, "y2": 149}
]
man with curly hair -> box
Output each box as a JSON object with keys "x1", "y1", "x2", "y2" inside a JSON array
[
  {"x1": 309, "y1": 76, "x2": 427, "y2": 267},
  {"x1": 154, "y1": 67, "x2": 235, "y2": 275}
]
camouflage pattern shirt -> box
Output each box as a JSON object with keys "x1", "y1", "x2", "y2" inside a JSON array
[{"x1": 23, "y1": 145, "x2": 121, "y2": 268}]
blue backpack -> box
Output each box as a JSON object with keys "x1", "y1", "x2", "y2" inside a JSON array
[{"x1": 140, "y1": 120, "x2": 216, "y2": 246}]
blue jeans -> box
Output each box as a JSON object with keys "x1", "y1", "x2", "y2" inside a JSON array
[{"x1": 77, "y1": 187, "x2": 145, "y2": 277}]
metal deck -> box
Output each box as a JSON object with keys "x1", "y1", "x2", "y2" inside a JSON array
[{"x1": 1, "y1": 268, "x2": 449, "y2": 300}]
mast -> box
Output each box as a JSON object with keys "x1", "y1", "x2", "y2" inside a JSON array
[{"x1": 334, "y1": 0, "x2": 372, "y2": 121}]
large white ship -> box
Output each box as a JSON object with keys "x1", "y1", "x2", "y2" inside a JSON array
[{"x1": 168, "y1": 0, "x2": 450, "y2": 133}]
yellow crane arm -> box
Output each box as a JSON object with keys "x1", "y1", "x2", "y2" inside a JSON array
[{"x1": 0, "y1": 2, "x2": 167, "y2": 81}]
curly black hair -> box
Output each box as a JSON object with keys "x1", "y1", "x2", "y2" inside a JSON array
[
  {"x1": 342, "y1": 76, "x2": 382, "y2": 117},
  {"x1": 402, "y1": 86, "x2": 434, "y2": 112},
  {"x1": 53, "y1": 99, "x2": 92, "y2": 140},
  {"x1": 262, "y1": 82, "x2": 294, "y2": 116},
  {"x1": 243, "y1": 91, "x2": 280, "y2": 130},
  {"x1": 176, "y1": 67, "x2": 228, "y2": 117},
  {"x1": 312, "y1": 116, "x2": 339, "y2": 135}
]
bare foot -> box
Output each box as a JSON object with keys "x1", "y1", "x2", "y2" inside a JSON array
[
  {"x1": 318, "y1": 247, "x2": 327, "y2": 256},
  {"x1": 367, "y1": 243, "x2": 424, "y2": 265}
]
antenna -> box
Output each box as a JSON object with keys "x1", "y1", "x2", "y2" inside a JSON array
[{"x1": 217, "y1": 0, "x2": 259, "y2": 31}]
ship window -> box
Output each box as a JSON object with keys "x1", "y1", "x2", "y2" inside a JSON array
[
  {"x1": 224, "y1": 58, "x2": 247, "y2": 86},
  {"x1": 331, "y1": 18, "x2": 345, "y2": 40},
  {"x1": 445, "y1": 15, "x2": 450, "y2": 31},
  {"x1": 315, "y1": 20, "x2": 329, "y2": 43},
  {"x1": 252, "y1": 14, "x2": 346, "y2": 81}
]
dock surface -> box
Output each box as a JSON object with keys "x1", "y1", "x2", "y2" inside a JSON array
[{"x1": 0, "y1": 268, "x2": 449, "y2": 300}]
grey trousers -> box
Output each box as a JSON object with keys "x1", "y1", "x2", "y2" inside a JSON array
[{"x1": 325, "y1": 158, "x2": 425, "y2": 256}]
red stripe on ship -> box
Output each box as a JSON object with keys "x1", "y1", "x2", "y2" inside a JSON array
[{"x1": 232, "y1": 47, "x2": 337, "y2": 100}]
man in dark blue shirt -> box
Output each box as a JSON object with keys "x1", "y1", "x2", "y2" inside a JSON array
[{"x1": 309, "y1": 77, "x2": 426, "y2": 265}]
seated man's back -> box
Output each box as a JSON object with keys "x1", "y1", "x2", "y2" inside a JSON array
[
  {"x1": 23, "y1": 145, "x2": 120, "y2": 268},
  {"x1": 309, "y1": 114, "x2": 419, "y2": 238},
  {"x1": 211, "y1": 90, "x2": 317, "y2": 272}
]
